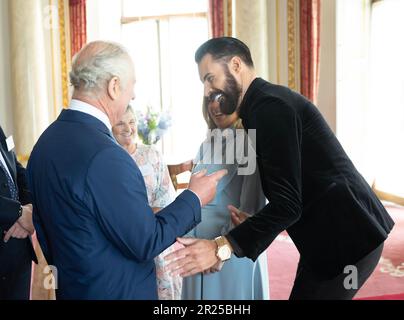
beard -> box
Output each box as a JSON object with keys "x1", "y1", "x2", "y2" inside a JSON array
[{"x1": 206, "y1": 65, "x2": 242, "y2": 115}]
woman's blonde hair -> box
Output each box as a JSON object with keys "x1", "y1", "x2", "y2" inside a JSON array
[{"x1": 125, "y1": 104, "x2": 137, "y2": 121}]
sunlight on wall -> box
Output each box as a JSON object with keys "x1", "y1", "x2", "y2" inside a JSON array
[
  {"x1": 121, "y1": 17, "x2": 208, "y2": 163},
  {"x1": 367, "y1": 0, "x2": 404, "y2": 196},
  {"x1": 87, "y1": 0, "x2": 209, "y2": 164},
  {"x1": 337, "y1": 0, "x2": 404, "y2": 197}
]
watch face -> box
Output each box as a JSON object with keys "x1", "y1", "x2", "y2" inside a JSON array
[{"x1": 218, "y1": 246, "x2": 231, "y2": 260}]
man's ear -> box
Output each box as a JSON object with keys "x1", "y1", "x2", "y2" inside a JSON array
[
  {"x1": 107, "y1": 76, "x2": 120, "y2": 100},
  {"x1": 230, "y1": 56, "x2": 242, "y2": 74}
]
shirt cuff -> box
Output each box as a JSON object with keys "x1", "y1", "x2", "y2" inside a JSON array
[{"x1": 186, "y1": 189, "x2": 202, "y2": 207}]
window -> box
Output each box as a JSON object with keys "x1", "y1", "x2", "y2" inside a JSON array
[
  {"x1": 336, "y1": 0, "x2": 371, "y2": 175},
  {"x1": 337, "y1": 0, "x2": 404, "y2": 197},
  {"x1": 366, "y1": 0, "x2": 404, "y2": 197},
  {"x1": 121, "y1": 0, "x2": 209, "y2": 163}
]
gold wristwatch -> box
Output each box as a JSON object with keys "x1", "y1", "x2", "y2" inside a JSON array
[{"x1": 214, "y1": 236, "x2": 232, "y2": 262}]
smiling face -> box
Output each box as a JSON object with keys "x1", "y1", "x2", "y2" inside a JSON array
[
  {"x1": 198, "y1": 54, "x2": 242, "y2": 128},
  {"x1": 112, "y1": 109, "x2": 137, "y2": 148},
  {"x1": 204, "y1": 98, "x2": 239, "y2": 129}
]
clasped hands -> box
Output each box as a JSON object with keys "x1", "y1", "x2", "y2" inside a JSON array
[
  {"x1": 3, "y1": 204, "x2": 35, "y2": 243},
  {"x1": 165, "y1": 204, "x2": 250, "y2": 277}
]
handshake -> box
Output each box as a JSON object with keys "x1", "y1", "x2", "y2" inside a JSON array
[{"x1": 163, "y1": 168, "x2": 252, "y2": 278}]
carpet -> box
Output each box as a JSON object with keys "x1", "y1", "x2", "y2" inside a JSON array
[{"x1": 267, "y1": 203, "x2": 404, "y2": 300}]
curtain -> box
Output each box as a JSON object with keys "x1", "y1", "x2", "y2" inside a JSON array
[
  {"x1": 300, "y1": 0, "x2": 321, "y2": 104},
  {"x1": 208, "y1": 0, "x2": 224, "y2": 37},
  {"x1": 69, "y1": 0, "x2": 87, "y2": 58}
]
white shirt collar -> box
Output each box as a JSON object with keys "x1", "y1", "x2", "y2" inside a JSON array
[{"x1": 69, "y1": 99, "x2": 112, "y2": 131}]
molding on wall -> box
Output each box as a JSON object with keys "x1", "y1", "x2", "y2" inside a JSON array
[{"x1": 58, "y1": 0, "x2": 69, "y2": 108}]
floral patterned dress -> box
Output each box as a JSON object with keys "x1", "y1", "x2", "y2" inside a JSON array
[{"x1": 130, "y1": 144, "x2": 182, "y2": 300}]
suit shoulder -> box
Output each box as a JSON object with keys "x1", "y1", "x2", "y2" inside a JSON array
[
  {"x1": 263, "y1": 82, "x2": 306, "y2": 104},
  {"x1": 86, "y1": 143, "x2": 139, "y2": 178},
  {"x1": 253, "y1": 93, "x2": 298, "y2": 119},
  {"x1": 249, "y1": 83, "x2": 313, "y2": 123},
  {"x1": 89, "y1": 143, "x2": 132, "y2": 166}
]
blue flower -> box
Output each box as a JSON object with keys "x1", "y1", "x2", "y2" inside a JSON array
[{"x1": 136, "y1": 107, "x2": 172, "y2": 145}]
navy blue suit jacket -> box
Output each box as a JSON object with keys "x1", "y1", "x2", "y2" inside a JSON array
[
  {"x1": 0, "y1": 126, "x2": 37, "y2": 276},
  {"x1": 27, "y1": 109, "x2": 201, "y2": 299}
]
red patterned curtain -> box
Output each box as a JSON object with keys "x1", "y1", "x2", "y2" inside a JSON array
[
  {"x1": 69, "y1": 0, "x2": 87, "y2": 58},
  {"x1": 208, "y1": 0, "x2": 224, "y2": 38},
  {"x1": 300, "y1": 0, "x2": 321, "y2": 104}
]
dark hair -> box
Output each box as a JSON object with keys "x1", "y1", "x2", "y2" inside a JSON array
[{"x1": 195, "y1": 37, "x2": 254, "y2": 67}]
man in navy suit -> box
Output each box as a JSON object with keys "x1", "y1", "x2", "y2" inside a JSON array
[
  {"x1": 26, "y1": 41, "x2": 226, "y2": 299},
  {"x1": 0, "y1": 125, "x2": 37, "y2": 299}
]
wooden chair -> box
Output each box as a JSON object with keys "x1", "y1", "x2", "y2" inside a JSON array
[
  {"x1": 167, "y1": 160, "x2": 193, "y2": 191},
  {"x1": 372, "y1": 180, "x2": 404, "y2": 206}
]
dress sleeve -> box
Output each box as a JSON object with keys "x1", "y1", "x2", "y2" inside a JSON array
[
  {"x1": 220, "y1": 156, "x2": 267, "y2": 235},
  {"x1": 238, "y1": 135, "x2": 267, "y2": 215}
]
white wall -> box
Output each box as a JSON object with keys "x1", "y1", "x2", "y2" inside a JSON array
[
  {"x1": 86, "y1": 0, "x2": 122, "y2": 42},
  {"x1": 335, "y1": 0, "x2": 371, "y2": 179},
  {"x1": 317, "y1": 0, "x2": 336, "y2": 133},
  {"x1": 233, "y1": 0, "x2": 269, "y2": 81},
  {"x1": 0, "y1": 0, "x2": 54, "y2": 137},
  {"x1": 0, "y1": 0, "x2": 13, "y2": 135}
]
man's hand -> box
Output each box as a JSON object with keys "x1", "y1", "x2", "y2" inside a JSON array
[
  {"x1": 165, "y1": 237, "x2": 219, "y2": 277},
  {"x1": 3, "y1": 222, "x2": 30, "y2": 242},
  {"x1": 228, "y1": 205, "x2": 251, "y2": 226},
  {"x1": 17, "y1": 204, "x2": 35, "y2": 234},
  {"x1": 188, "y1": 169, "x2": 227, "y2": 206},
  {"x1": 3, "y1": 204, "x2": 35, "y2": 242},
  {"x1": 203, "y1": 261, "x2": 224, "y2": 275}
]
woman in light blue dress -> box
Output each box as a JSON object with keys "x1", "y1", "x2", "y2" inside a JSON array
[{"x1": 181, "y1": 97, "x2": 270, "y2": 300}]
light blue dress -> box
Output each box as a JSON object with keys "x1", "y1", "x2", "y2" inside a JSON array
[{"x1": 182, "y1": 128, "x2": 270, "y2": 300}]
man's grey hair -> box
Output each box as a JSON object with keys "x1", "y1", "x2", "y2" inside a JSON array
[{"x1": 69, "y1": 41, "x2": 133, "y2": 97}]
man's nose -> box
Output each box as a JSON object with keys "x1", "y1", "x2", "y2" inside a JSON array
[{"x1": 204, "y1": 82, "x2": 213, "y2": 97}]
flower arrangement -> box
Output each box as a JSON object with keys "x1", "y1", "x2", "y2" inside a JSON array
[{"x1": 136, "y1": 106, "x2": 172, "y2": 145}]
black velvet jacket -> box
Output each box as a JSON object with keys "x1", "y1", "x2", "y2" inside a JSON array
[{"x1": 227, "y1": 78, "x2": 394, "y2": 278}]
